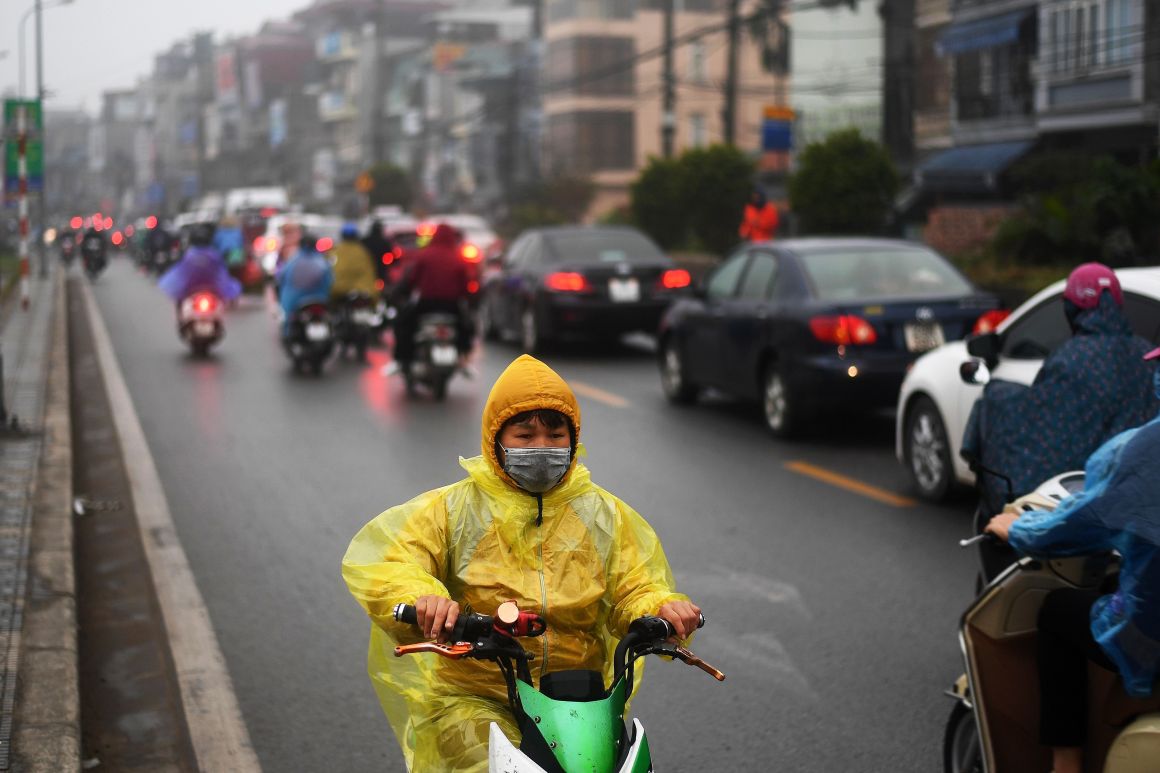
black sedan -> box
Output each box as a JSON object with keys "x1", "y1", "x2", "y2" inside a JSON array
[
  {"x1": 479, "y1": 226, "x2": 691, "y2": 352},
  {"x1": 657, "y1": 238, "x2": 1002, "y2": 437}
]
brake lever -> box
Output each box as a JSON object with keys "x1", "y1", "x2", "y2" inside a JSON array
[
  {"x1": 648, "y1": 642, "x2": 726, "y2": 682},
  {"x1": 393, "y1": 642, "x2": 474, "y2": 659}
]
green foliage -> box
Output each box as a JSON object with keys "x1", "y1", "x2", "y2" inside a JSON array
[
  {"x1": 993, "y1": 154, "x2": 1160, "y2": 267},
  {"x1": 501, "y1": 176, "x2": 596, "y2": 237},
  {"x1": 629, "y1": 144, "x2": 755, "y2": 256},
  {"x1": 787, "y1": 129, "x2": 898, "y2": 235},
  {"x1": 597, "y1": 204, "x2": 636, "y2": 227},
  {"x1": 367, "y1": 163, "x2": 413, "y2": 209}
]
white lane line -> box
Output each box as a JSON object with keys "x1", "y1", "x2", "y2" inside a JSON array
[
  {"x1": 81, "y1": 281, "x2": 262, "y2": 772},
  {"x1": 570, "y1": 380, "x2": 630, "y2": 408}
]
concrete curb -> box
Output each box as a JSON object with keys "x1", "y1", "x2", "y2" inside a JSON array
[{"x1": 13, "y1": 271, "x2": 79, "y2": 772}]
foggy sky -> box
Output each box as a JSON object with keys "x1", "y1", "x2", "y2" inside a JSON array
[{"x1": 0, "y1": 0, "x2": 309, "y2": 113}]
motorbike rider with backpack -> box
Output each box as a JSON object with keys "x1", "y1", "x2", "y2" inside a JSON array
[
  {"x1": 389, "y1": 223, "x2": 474, "y2": 377},
  {"x1": 984, "y1": 345, "x2": 1160, "y2": 773},
  {"x1": 341, "y1": 354, "x2": 701, "y2": 772}
]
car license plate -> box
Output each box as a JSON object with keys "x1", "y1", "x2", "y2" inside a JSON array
[
  {"x1": 432, "y1": 344, "x2": 457, "y2": 366},
  {"x1": 904, "y1": 322, "x2": 945, "y2": 353},
  {"x1": 194, "y1": 321, "x2": 215, "y2": 337},
  {"x1": 306, "y1": 322, "x2": 330, "y2": 341},
  {"x1": 608, "y1": 278, "x2": 640, "y2": 302}
]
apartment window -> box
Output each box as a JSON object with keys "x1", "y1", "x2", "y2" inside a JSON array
[
  {"x1": 547, "y1": 111, "x2": 635, "y2": 173},
  {"x1": 689, "y1": 41, "x2": 707, "y2": 84},
  {"x1": 1053, "y1": 0, "x2": 1136, "y2": 73},
  {"x1": 689, "y1": 113, "x2": 706, "y2": 147},
  {"x1": 546, "y1": 37, "x2": 635, "y2": 96},
  {"x1": 916, "y1": 25, "x2": 951, "y2": 111}
]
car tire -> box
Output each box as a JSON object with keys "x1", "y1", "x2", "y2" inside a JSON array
[
  {"x1": 762, "y1": 364, "x2": 799, "y2": 439},
  {"x1": 905, "y1": 396, "x2": 953, "y2": 502},
  {"x1": 521, "y1": 306, "x2": 544, "y2": 354},
  {"x1": 659, "y1": 338, "x2": 698, "y2": 404}
]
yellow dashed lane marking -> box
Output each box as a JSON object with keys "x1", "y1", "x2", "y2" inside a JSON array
[
  {"x1": 785, "y1": 461, "x2": 917, "y2": 508},
  {"x1": 570, "y1": 381, "x2": 630, "y2": 409}
]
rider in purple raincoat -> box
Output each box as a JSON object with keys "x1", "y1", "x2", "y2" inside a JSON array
[{"x1": 158, "y1": 223, "x2": 242, "y2": 306}]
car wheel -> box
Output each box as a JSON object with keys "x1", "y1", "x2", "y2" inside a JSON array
[
  {"x1": 762, "y1": 365, "x2": 799, "y2": 438},
  {"x1": 521, "y1": 307, "x2": 543, "y2": 354},
  {"x1": 906, "y1": 396, "x2": 953, "y2": 501},
  {"x1": 659, "y1": 338, "x2": 698, "y2": 404}
]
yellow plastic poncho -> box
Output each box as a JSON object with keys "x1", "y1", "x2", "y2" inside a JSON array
[
  {"x1": 342, "y1": 355, "x2": 688, "y2": 772},
  {"x1": 329, "y1": 239, "x2": 378, "y2": 299}
]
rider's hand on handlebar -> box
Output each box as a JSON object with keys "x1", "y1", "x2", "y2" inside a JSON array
[
  {"x1": 415, "y1": 595, "x2": 460, "y2": 642},
  {"x1": 658, "y1": 601, "x2": 702, "y2": 641},
  {"x1": 984, "y1": 512, "x2": 1019, "y2": 543}
]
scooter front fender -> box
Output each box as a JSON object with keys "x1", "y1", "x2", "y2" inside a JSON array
[{"x1": 488, "y1": 719, "x2": 652, "y2": 773}]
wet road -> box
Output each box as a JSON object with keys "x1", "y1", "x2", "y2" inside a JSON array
[{"x1": 88, "y1": 256, "x2": 978, "y2": 771}]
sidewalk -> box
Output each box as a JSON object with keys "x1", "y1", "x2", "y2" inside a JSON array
[{"x1": 0, "y1": 269, "x2": 78, "y2": 772}]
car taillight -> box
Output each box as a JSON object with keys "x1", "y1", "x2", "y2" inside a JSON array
[
  {"x1": 468, "y1": 280, "x2": 480, "y2": 294},
  {"x1": 375, "y1": 279, "x2": 385, "y2": 291},
  {"x1": 316, "y1": 237, "x2": 333, "y2": 252},
  {"x1": 659, "y1": 269, "x2": 691, "y2": 289},
  {"x1": 258, "y1": 236, "x2": 278, "y2": 254},
  {"x1": 192, "y1": 293, "x2": 218, "y2": 313},
  {"x1": 809, "y1": 315, "x2": 878, "y2": 346},
  {"x1": 545, "y1": 272, "x2": 589, "y2": 292},
  {"x1": 972, "y1": 309, "x2": 1010, "y2": 335},
  {"x1": 382, "y1": 252, "x2": 394, "y2": 265},
  {"x1": 461, "y1": 243, "x2": 481, "y2": 263}
]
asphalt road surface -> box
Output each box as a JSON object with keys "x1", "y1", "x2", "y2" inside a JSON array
[{"x1": 88, "y1": 255, "x2": 979, "y2": 772}]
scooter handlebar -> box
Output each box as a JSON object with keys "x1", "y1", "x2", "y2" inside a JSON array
[{"x1": 393, "y1": 603, "x2": 418, "y2": 625}]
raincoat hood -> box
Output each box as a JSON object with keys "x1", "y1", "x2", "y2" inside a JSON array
[
  {"x1": 481, "y1": 355, "x2": 582, "y2": 490},
  {"x1": 429, "y1": 223, "x2": 463, "y2": 247},
  {"x1": 1072, "y1": 291, "x2": 1132, "y2": 336}
]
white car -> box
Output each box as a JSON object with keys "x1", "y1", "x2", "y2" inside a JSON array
[
  {"x1": 896, "y1": 266, "x2": 1160, "y2": 501},
  {"x1": 429, "y1": 213, "x2": 501, "y2": 258}
]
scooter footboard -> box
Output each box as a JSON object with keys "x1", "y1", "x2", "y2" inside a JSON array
[{"x1": 487, "y1": 719, "x2": 651, "y2": 773}]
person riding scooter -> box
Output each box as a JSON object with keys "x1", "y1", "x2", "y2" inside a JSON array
[
  {"x1": 389, "y1": 223, "x2": 474, "y2": 377},
  {"x1": 157, "y1": 223, "x2": 242, "y2": 313},
  {"x1": 984, "y1": 345, "x2": 1160, "y2": 773},
  {"x1": 962, "y1": 263, "x2": 1157, "y2": 522},
  {"x1": 329, "y1": 223, "x2": 378, "y2": 302},
  {"x1": 342, "y1": 355, "x2": 701, "y2": 773},
  {"x1": 276, "y1": 229, "x2": 333, "y2": 339}
]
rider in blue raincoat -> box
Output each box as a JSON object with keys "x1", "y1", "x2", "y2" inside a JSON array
[
  {"x1": 276, "y1": 231, "x2": 333, "y2": 337},
  {"x1": 986, "y1": 345, "x2": 1160, "y2": 772},
  {"x1": 961, "y1": 263, "x2": 1157, "y2": 518},
  {"x1": 158, "y1": 223, "x2": 242, "y2": 306}
]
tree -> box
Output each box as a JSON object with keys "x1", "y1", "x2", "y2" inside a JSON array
[
  {"x1": 501, "y1": 176, "x2": 596, "y2": 237},
  {"x1": 787, "y1": 129, "x2": 899, "y2": 235},
  {"x1": 630, "y1": 157, "x2": 688, "y2": 250},
  {"x1": 367, "y1": 163, "x2": 413, "y2": 209}
]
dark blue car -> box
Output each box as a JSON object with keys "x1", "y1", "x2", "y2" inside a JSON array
[{"x1": 657, "y1": 238, "x2": 1002, "y2": 437}]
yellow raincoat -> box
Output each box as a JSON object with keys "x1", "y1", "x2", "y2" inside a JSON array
[
  {"x1": 342, "y1": 355, "x2": 688, "y2": 771},
  {"x1": 329, "y1": 239, "x2": 378, "y2": 299}
]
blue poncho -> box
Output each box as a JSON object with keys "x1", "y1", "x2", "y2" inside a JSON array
[
  {"x1": 277, "y1": 250, "x2": 333, "y2": 336},
  {"x1": 1008, "y1": 413, "x2": 1160, "y2": 698},
  {"x1": 157, "y1": 246, "x2": 242, "y2": 303},
  {"x1": 962, "y1": 293, "x2": 1158, "y2": 514}
]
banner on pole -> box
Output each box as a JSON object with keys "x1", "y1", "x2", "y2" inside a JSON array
[{"x1": 3, "y1": 99, "x2": 44, "y2": 195}]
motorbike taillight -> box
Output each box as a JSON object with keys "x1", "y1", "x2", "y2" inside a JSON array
[{"x1": 434, "y1": 325, "x2": 453, "y2": 340}]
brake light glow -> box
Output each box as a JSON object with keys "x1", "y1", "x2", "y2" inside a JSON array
[
  {"x1": 192, "y1": 293, "x2": 218, "y2": 313},
  {"x1": 316, "y1": 237, "x2": 334, "y2": 252},
  {"x1": 545, "y1": 272, "x2": 589, "y2": 292},
  {"x1": 103, "y1": 217, "x2": 114, "y2": 230},
  {"x1": 660, "y1": 269, "x2": 691, "y2": 289},
  {"x1": 809, "y1": 315, "x2": 878, "y2": 346},
  {"x1": 125, "y1": 225, "x2": 135, "y2": 237},
  {"x1": 145, "y1": 215, "x2": 158, "y2": 229},
  {"x1": 382, "y1": 252, "x2": 394, "y2": 265},
  {"x1": 417, "y1": 223, "x2": 437, "y2": 238},
  {"x1": 467, "y1": 280, "x2": 480, "y2": 294},
  {"x1": 111, "y1": 231, "x2": 124, "y2": 246},
  {"x1": 70, "y1": 216, "x2": 83, "y2": 229},
  {"x1": 260, "y1": 207, "x2": 278, "y2": 217},
  {"x1": 375, "y1": 279, "x2": 385, "y2": 291},
  {"x1": 461, "y1": 243, "x2": 481, "y2": 263},
  {"x1": 972, "y1": 309, "x2": 1011, "y2": 335}
]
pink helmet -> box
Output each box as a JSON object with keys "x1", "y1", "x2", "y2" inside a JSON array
[
  {"x1": 1063, "y1": 262, "x2": 1123, "y2": 309},
  {"x1": 1146, "y1": 347, "x2": 1160, "y2": 361}
]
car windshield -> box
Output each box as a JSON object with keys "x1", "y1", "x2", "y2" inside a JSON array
[
  {"x1": 798, "y1": 246, "x2": 972, "y2": 300},
  {"x1": 544, "y1": 230, "x2": 664, "y2": 264},
  {"x1": 437, "y1": 214, "x2": 489, "y2": 231}
]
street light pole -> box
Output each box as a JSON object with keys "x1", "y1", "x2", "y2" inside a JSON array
[{"x1": 34, "y1": 0, "x2": 47, "y2": 278}]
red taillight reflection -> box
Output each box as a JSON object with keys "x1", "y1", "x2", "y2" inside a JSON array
[
  {"x1": 316, "y1": 237, "x2": 334, "y2": 252},
  {"x1": 809, "y1": 315, "x2": 878, "y2": 346},
  {"x1": 462, "y1": 243, "x2": 481, "y2": 263},
  {"x1": 125, "y1": 225, "x2": 135, "y2": 237},
  {"x1": 972, "y1": 309, "x2": 1010, "y2": 335},
  {"x1": 375, "y1": 279, "x2": 385, "y2": 291},
  {"x1": 70, "y1": 216, "x2": 83, "y2": 229},
  {"x1": 103, "y1": 217, "x2": 114, "y2": 230},
  {"x1": 111, "y1": 231, "x2": 124, "y2": 246},
  {"x1": 545, "y1": 272, "x2": 589, "y2": 292},
  {"x1": 192, "y1": 293, "x2": 218, "y2": 313},
  {"x1": 660, "y1": 269, "x2": 691, "y2": 289},
  {"x1": 145, "y1": 215, "x2": 158, "y2": 229}
]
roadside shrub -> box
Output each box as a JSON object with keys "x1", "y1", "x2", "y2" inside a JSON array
[
  {"x1": 501, "y1": 176, "x2": 595, "y2": 237},
  {"x1": 367, "y1": 163, "x2": 413, "y2": 209},
  {"x1": 787, "y1": 128, "x2": 899, "y2": 235},
  {"x1": 630, "y1": 157, "x2": 688, "y2": 250}
]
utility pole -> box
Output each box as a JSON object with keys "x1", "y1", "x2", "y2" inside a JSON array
[
  {"x1": 661, "y1": 0, "x2": 676, "y2": 158},
  {"x1": 722, "y1": 0, "x2": 741, "y2": 147},
  {"x1": 34, "y1": 0, "x2": 47, "y2": 278},
  {"x1": 371, "y1": 0, "x2": 386, "y2": 167}
]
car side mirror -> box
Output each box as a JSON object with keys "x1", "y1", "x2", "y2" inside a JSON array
[
  {"x1": 959, "y1": 358, "x2": 992, "y2": 386},
  {"x1": 966, "y1": 332, "x2": 1000, "y2": 365}
]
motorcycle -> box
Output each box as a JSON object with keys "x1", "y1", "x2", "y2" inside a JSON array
[
  {"x1": 59, "y1": 235, "x2": 77, "y2": 266},
  {"x1": 945, "y1": 471, "x2": 1160, "y2": 773},
  {"x1": 178, "y1": 290, "x2": 224, "y2": 357},
  {"x1": 81, "y1": 235, "x2": 107, "y2": 280},
  {"x1": 404, "y1": 312, "x2": 460, "y2": 400},
  {"x1": 283, "y1": 302, "x2": 335, "y2": 376},
  {"x1": 333, "y1": 291, "x2": 380, "y2": 361},
  {"x1": 392, "y1": 600, "x2": 724, "y2": 772}
]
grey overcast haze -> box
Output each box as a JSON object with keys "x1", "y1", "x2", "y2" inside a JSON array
[{"x1": 0, "y1": 0, "x2": 306, "y2": 111}]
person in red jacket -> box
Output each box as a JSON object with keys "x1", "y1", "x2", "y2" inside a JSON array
[
  {"x1": 391, "y1": 223, "x2": 475, "y2": 376},
  {"x1": 738, "y1": 189, "x2": 779, "y2": 242}
]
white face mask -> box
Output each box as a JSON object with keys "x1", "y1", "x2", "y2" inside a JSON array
[{"x1": 501, "y1": 446, "x2": 571, "y2": 494}]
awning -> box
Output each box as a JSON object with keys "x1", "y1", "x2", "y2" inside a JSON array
[
  {"x1": 937, "y1": 8, "x2": 1034, "y2": 56},
  {"x1": 915, "y1": 140, "x2": 1035, "y2": 194}
]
